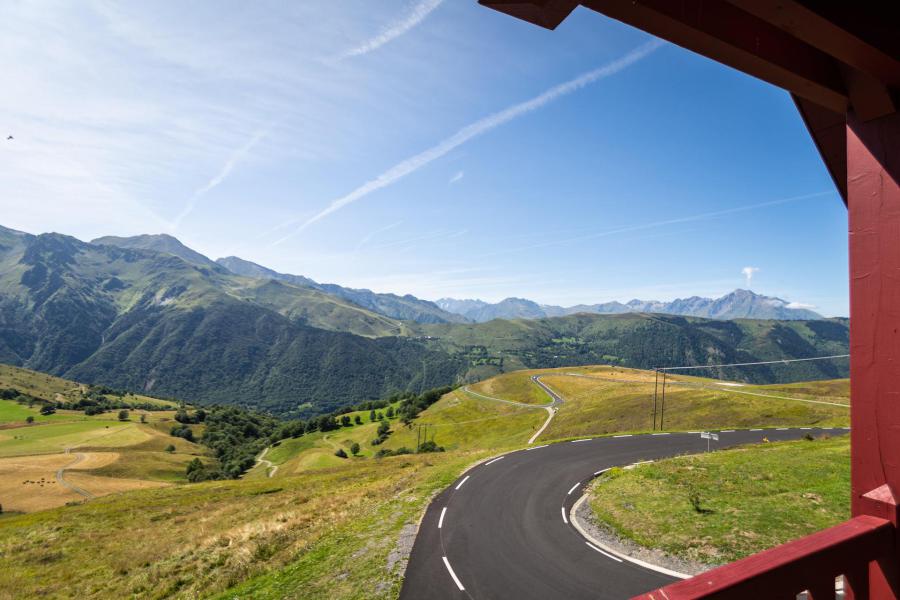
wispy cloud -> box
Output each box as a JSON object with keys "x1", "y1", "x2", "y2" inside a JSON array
[
  {"x1": 449, "y1": 170, "x2": 464, "y2": 184},
  {"x1": 336, "y1": 0, "x2": 444, "y2": 60},
  {"x1": 786, "y1": 301, "x2": 817, "y2": 310},
  {"x1": 173, "y1": 128, "x2": 268, "y2": 229},
  {"x1": 355, "y1": 220, "x2": 403, "y2": 251},
  {"x1": 741, "y1": 266, "x2": 759, "y2": 286},
  {"x1": 271, "y1": 39, "x2": 664, "y2": 246},
  {"x1": 475, "y1": 190, "x2": 836, "y2": 259}
]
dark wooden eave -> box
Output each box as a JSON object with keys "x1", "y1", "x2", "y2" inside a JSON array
[{"x1": 479, "y1": 1, "x2": 900, "y2": 204}]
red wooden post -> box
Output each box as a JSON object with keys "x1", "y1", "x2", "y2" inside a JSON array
[{"x1": 848, "y1": 109, "x2": 900, "y2": 599}]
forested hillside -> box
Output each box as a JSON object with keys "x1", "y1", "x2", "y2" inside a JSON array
[
  {"x1": 0, "y1": 225, "x2": 849, "y2": 417},
  {"x1": 0, "y1": 226, "x2": 464, "y2": 416}
]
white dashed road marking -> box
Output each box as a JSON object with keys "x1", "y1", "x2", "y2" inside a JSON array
[
  {"x1": 438, "y1": 507, "x2": 447, "y2": 529},
  {"x1": 455, "y1": 476, "x2": 470, "y2": 491},
  {"x1": 586, "y1": 542, "x2": 624, "y2": 563},
  {"x1": 443, "y1": 556, "x2": 465, "y2": 591},
  {"x1": 567, "y1": 482, "x2": 581, "y2": 495}
]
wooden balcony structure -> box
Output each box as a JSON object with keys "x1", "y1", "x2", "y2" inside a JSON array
[{"x1": 478, "y1": 2, "x2": 900, "y2": 597}]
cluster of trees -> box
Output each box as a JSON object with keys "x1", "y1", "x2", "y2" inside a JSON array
[
  {"x1": 187, "y1": 406, "x2": 280, "y2": 480},
  {"x1": 0, "y1": 383, "x2": 171, "y2": 416}
]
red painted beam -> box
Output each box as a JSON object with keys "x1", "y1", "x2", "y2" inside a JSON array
[
  {"x1": 478, "y1": 0, "x2": 578, "y2": 30},
  {"x1": 576, "y1": 0, "x2": 848, "y2": 112},
  {"x1": 792, "y1": 96, "x2": 847, "y2": 203},
  {"x1": 848, "y1": 108, "x2": 900, "y2": 597},
  {"x1": 632, "y1": 515, "x2": 893, "y2": 599},
  {"x1": 726, "y1": 1, "x2": 900, "y2": 88}
]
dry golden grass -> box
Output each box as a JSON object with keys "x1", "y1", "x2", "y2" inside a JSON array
[
  {"x1": 64, "y1": 472, "x2": 168, "y2": 496},
  {"x1": 0, "y1": 452, "x2": 166, "y2": 513}
]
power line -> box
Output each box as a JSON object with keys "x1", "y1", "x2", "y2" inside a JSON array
[
  {"x1": 657, "y1": 354, "x2": 849, "y2": 371},
  {"x1": 653, "y1": 354, "x2": 850, "y2": 428}
]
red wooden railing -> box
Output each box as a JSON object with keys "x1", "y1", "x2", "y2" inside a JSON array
[{"x1": 632, "y1": 515, "x2": 894, "y2": 600}]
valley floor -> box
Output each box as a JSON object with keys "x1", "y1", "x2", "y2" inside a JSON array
[{"x1": 0, "y1": 363, "x2": 851, "y2": 599}]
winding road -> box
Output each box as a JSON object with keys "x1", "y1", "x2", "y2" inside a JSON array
[
  {"x1": 400, "y1": 427, "x2": 849, "y2": 600},
  {"x1": 56, "y1": 449, "x2": 94, "y2": 499}
]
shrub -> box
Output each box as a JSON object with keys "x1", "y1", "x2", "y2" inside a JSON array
[
  {"x1": 417, "y1": 440, "x2": 445, "y2": 453},
  {"x1": 117, "y1": 409, "x2": 129, "y2": 421},
  {"x1": 350, "y1": 442, "x2": 360, "y2": 456},
  {"x1": 334, "y1": 448, "x2": 348, "y2": 459},
  {"x1": 39, "y1": 404, "x2": 56, "y2": 416},
  {"x1": 25, "y1": 416, "x2": 34, "y2": 424}
]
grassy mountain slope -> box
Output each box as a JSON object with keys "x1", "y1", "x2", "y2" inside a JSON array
[
  {"x1": 92, "y1": 233, "x2": 226, "y2": 272},
  {"x1": 417, "y1": 312, "x2": 849, "y2": 383},
  {"x1": 217, "y1": 255, "x2": 468, "y2": 324},
  {"x1": 0, "y1": 226, "x2": 464, "y2": 415}
]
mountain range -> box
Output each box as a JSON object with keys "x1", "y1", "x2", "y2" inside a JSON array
[
  {"x1": 0, "y1": 225, "x2": 847, "y2": 415},
  {"x1": 436, "y1": 289, "x2": 823, "y2": 322}
]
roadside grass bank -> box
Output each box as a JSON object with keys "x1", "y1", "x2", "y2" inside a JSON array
[
  {"x1": 587, "y1": 435, "x2": 850, "y2": 566},
  {"x1": 0, "y1": 450, "x2": 482, "y2": 600}
]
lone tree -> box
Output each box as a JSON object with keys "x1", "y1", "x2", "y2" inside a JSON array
[
  {"x1": 350, "y1": 442, "x2": 360, "y2": 456},
  {"x1": 369, "y1": 410, "x2": 377, "y2": 422},
  {"x1": 340, "y1": 415, "x2": 351, "y2": 427},
  {"x1": 334, "y1": 448, "x2": 348, "y2": 459},
  {"x1": 139, "y1": 413, "x2": 147, "y2": 424},
  {"x1": 354, "y1": 415, "x2": 362, "y2": 425},
  {"x1": 25, "y1": 416, "x2": 34, "y2": 424},
  {"x1": 118, "y1": 410, "x2": 129, "y2": 421}
]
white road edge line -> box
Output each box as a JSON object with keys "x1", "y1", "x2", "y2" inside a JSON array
[
  {"x1": 800, "y1": 427, "x2": 812, "y2": 430},
  {"x1": 442, "y1": 556, "x2": 465, "y2": 591},
  {"x1": 567, "y1": 482, "x2": 581, "y2": 495},
  {"x1": 776, "y1": 428, "x2": 788, "y2": 431},
  {"x1": 569, "y1": 494, "x2": 690, "y2": 580},
  {"x1": 651, "y1": 433, "x2": 670, "y2": 436},
  {"x1": 455, "y1": 475, "x2": 470, "y2": 491},
  {"x1": 586, "y1": 541, "x2": 624, "y2": 563},
  {"x1": 594, "y1": 468, "x2": 610, "y2": 476},
  {"x1": 750, "y1": 428, "x2": 762, "y2": 431},
  {"x1": 721, "y1": 430, "x2": 735, "y2": 433},
  {"x1": 613, "y1": 434, "x2": 632, "y2": 438},
  {"x1": 526, "y1": 444, "x2": 549, "y2": 451},
  {"x1": 687, "y1": 431, "x2": 701, "y2": 434},
  {"x1": 485, "y1": 456, "x2": 505, "y2": 466},
  {"x1": 438, "y1": 507, "x2": 447, "y2": 529},
  {"x1": 571, "y1": 438, "x2": 591, "y2": 443},
  {"x1": 561, "y1": 506, "x2": 569, "y2": 524}
]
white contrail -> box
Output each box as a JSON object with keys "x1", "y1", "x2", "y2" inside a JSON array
[
  {"x1": 337, "y1": 0, "x2": 445, "y2": 60},
  {"x1": 173, "y1": 128, "x2": 267, "y2": 229},
  {"x1": 475, "y1": 190, "x2": 836, "y2": 259},
  {"x1": 271, "y1": 39, "x2": 664, "y2": 246}
]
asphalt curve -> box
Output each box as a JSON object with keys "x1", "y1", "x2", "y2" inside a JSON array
[{"x1": 400, "y1": 427, "x2": 848, "y2": 600}]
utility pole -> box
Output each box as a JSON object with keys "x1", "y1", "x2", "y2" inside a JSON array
[
  {"x1": 660, "y1": 370, "x2": 667, "y2": 431},
  {"x1": 652, "y1": 368, "x2": 659, "y2": 431}
]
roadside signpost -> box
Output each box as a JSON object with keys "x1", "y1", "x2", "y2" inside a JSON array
[{"x1": 700, "y1": 431, "x2": 719, "y2": 452}]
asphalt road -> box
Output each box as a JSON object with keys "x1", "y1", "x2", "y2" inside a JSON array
[{"x1": 400, "y1": 427, "x2": 849, "y2": 600}]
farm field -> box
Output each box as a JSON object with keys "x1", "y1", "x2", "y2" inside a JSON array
[{"x1": 0, "y1": 384, "x2": 206, "y2": 512}]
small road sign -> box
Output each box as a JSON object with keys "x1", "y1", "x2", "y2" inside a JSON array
[{"x1": 700, "y1": 431, "x2": 719, "y2": 452}]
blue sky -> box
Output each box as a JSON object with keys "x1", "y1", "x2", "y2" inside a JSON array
[{"x1": 0, "y1": 1, "x2": 848, "y2": 316}]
